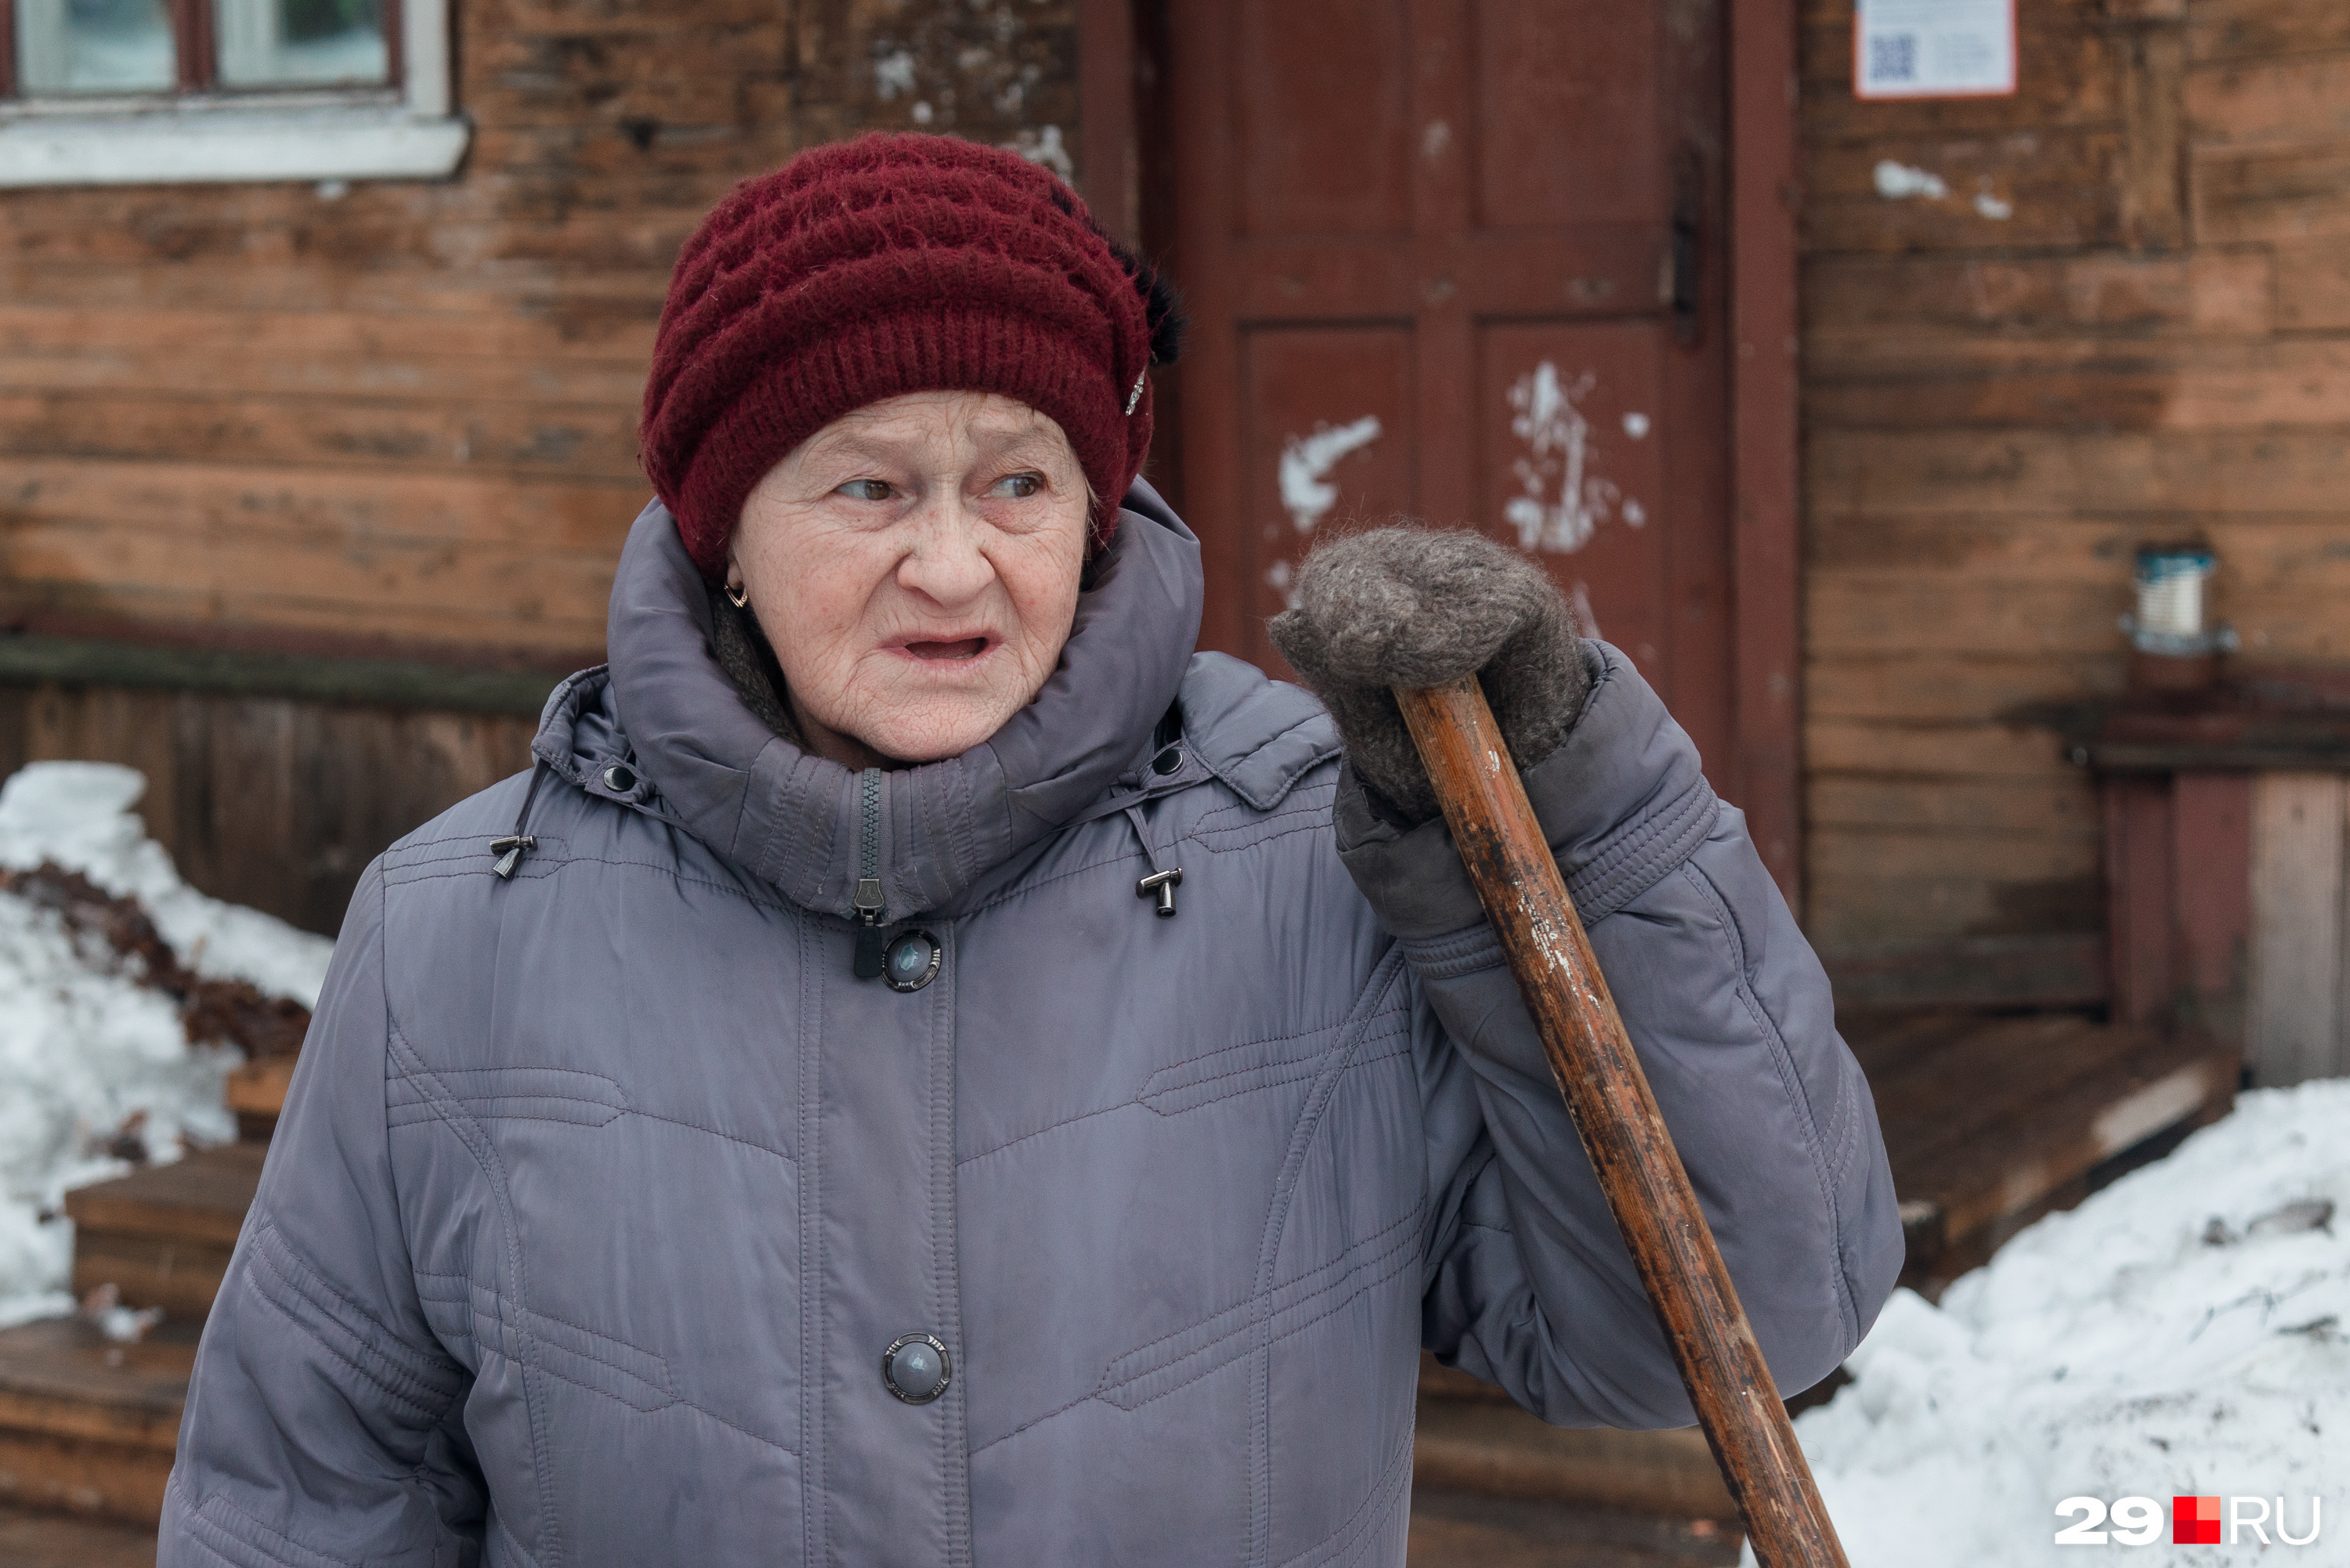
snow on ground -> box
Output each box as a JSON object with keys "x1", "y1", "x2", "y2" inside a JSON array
[
  {"x1": 1759, "y1": 1080, "x2": 2349, "y2": 1567},
  {"x1": 0, "y1": 762, "x2": 335, "y2": 1328}
]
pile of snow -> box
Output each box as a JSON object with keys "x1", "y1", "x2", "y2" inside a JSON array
[
  {"x1": 1766, "y1": 1080, "x2": 2348, "y2": 1567},
  {"x1": 0, "y1": 762, "x2": 333, "y2": 1006},
  {"x1": 0, "y1": 762, "x2": 335, "y2": 1329}
]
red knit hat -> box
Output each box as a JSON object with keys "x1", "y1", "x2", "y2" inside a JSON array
[{"x1": 642, "y1": 132, "x2": 1183, "y2": 580}]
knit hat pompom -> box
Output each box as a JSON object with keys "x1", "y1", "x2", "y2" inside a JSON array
[{"x1": 642, "y1": 132, "x2": 1184, "y2": 580}]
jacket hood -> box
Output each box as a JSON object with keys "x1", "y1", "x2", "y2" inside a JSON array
[{"x1": 536, "y1": 480, "x2": 1205, "y2": 921}]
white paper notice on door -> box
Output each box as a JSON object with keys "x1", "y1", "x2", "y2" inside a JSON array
[{"x1": 1853, "y1": 0, "x2": 2017, "y2": 100}]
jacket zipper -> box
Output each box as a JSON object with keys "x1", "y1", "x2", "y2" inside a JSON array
[{"x1": 852, "y1": 768, "x2": 887, "y2": 978}]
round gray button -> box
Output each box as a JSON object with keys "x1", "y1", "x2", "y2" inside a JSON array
[
  {"x1": 884, "y1": 930, "x2": 941, "y2": 993},
  {"x1": 882, "y1": 1332, "x2": 950, "y2": 1404}
]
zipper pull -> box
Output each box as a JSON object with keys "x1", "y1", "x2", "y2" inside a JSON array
[{"x1": 852, "y1": 876, "x2": 887, "y2": 979}]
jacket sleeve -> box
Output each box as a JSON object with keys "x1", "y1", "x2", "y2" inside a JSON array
[
  {"x1": 159, "y1": 862, "x2": 484, "y2": 1568},
  {"x1": 1336, "y1": 642, "x2": 1904, "y2": 1430}
]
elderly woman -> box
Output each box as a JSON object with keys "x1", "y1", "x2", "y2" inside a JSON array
[{"x1": 161, "y1": 135, "x2": 1899, "y2": 1566}]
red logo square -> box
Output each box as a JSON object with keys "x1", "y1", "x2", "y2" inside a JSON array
[{"x1": 2175, "y1": 1496, "x2": 2222, "y2": 1545}]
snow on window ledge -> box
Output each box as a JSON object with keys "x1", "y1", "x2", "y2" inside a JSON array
[{"x1": 0, "y1": 106, "x2": 469, "y2": 187}]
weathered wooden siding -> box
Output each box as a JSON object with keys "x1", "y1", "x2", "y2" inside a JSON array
[
  {"x1": 1799, "y1": 0, "x2": 2350, "y2": 952},
  {"x1": 0, "y1": 681, "x2": 538, "y2": 935},
  {"x1": 0, "y1": 0, "x2": 1078, "y2": 667}
]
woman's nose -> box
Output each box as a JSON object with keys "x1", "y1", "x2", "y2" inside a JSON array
[{"x1": 895, "y1": 495, "x2": 996, "y2": 607}]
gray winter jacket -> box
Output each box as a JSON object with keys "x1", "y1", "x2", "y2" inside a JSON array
[{"x1": 160, "y1": 484, "x2": 1900, "y2": 1568}]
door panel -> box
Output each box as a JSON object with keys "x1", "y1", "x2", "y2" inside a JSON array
[
  {"x1": 1235, "y1": 0, "x2": 1413, "y2": 238},
  {"x1": 1240, "y1": 327, "x2": 1419, "y2": 620},
  {"x1": 1168, "y1": 0, "x2": 1730, "y2": 776},
  {"x1": 1472, "y1": 0, "x2": 1664, "y2": 229},
  {"x1": 1477, "y1": 323, "x2": 1668, "y2": 669}
]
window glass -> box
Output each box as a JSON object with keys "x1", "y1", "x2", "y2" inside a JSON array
[
  {"x1": 215, "y1": 0, "x2": 389, "y2": 89},
  {"x1": 16, "y1": 0, "x2": 178, "y2": 94}
]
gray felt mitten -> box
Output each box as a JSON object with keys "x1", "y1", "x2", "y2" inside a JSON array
[{"x1": 1267, "y1": 527, "x2": 1590, "y2": 825}]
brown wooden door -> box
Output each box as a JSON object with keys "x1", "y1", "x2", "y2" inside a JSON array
[{"x1": 1162, "y1": 0, "x2": 1733, "y2": 777}]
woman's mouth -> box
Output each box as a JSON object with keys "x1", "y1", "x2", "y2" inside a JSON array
[{"x1": 897, "y1": 637, "x2": 992, "y2": 661}]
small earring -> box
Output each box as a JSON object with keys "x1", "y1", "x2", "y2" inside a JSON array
[{"x1": 725, "y1": 580, "x2": 749, "y2": 609}]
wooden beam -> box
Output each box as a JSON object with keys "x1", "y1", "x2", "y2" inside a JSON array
[
  {"x1": 2250, "y1": 773, "x2": 2348, "y2": 1085},
  {"x1": 2171, "y1": 771, "x2": 2253, "y2": 1042},
  {"x1": 1732, "y1": 0, "x2": 1804, "y2": 910},
  {"x1": 0, "y1": 633, "x2": 562, "y2": 717},
  {"x1": 171, "y1": 0, "x2": 215, "y2": 92},
  {"x1": 2105, "y1": 775, "x2": 2176, "y2": 1026},
  {"x1": 1821, "y1": 934, "x2": 2109, "y2": 1010},
  {"x1": 1076, "y1": 0, "x2": 1139, "y2": 246}
]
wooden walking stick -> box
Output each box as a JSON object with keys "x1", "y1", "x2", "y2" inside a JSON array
[{"x1": 1395, "y1": 674, "x2": 1849, "y2": 1568}]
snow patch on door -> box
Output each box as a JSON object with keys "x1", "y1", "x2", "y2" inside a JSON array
[
  {"x1": 1873, "y1": 159, "x2": 1950, "y2": 201},
  {"x1": 1278, "y1": 415, "x2": 1383, "y2": 536},
  {"x1": 1505, "y1": 362, "x2": 1640, "y2": 554}
]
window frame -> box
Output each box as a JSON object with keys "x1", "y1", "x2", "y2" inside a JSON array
[{"x1": 0, "y1": 0, "x2": 465, "y2": 187}]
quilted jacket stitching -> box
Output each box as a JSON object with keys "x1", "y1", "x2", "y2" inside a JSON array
[
  {"x1": 1190, "y1": 782, "x2": 1337, "y2": 836},
  {"x1": 975, "y1": 1204, "x2": 1425, "y2": 1457},
  {"x1": 396, "y1": 1111, "x2": 804, "y2": 1461},
  {"x1": 1097, "y1": 1199, "x2": 1426, "y2": 1399},
  {"x1": 385, "y1": 1025, "x2": 565, "y2": 1564},
  {"x1": 1568, "y1": 779, "x2": 1720, "y2": 921},
  {"x1": 251, "y1": 1220, "x2": 458, "y2": 1393},
  {"x1": 1246, "y1": 948, "x2": 1412, "y2": 1566},
  {"x1": 244, "y1": 1226, "x2": 461, "y2": 1427},
  {"x1": 1138, "y1": 1018, "x2": 1350, "y2": 1088},
  {"x1": 382, "y1": 851, "x2": 787, "y2": 912},
  {"x1": 1191, "y1": 714, "x2": 1339, "y2": 811},
  {"x1": 1187, "y1": 815, "x2": 1336, "y2": 856},
  {"x1": 1275, "y1": 1435, "x2": 1412, "y2": 1568},
  {"x1": 1109, "y1": 1225, "x2": 1423, "y2": 1417},
  {"x1": 1143, "y1": 1021, "x2": 1409, "y2": 1104},
  {"x1": 190, "y1": 1480, "x2": 373, "y2": 1568},
  {"x1": 955, "y1": 844, "x2": 1148, "y2": 921},
  {"x1": 1677, "y1": 861, "x2": 1857, "y2": 1346},
  {"x1": 959, "y1": 1019, "x2": 1392, "y2": 1167},
  {"x1": 389, "y1": 1070, "x2": 795, "y2": 1166}
]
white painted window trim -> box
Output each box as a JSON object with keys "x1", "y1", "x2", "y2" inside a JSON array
[{"x1": 0, "y1": 0, "x2": 466, "y2": 187}]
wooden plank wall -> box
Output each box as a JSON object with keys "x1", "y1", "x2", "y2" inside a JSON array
[
  {"x1": 1799, "y1": 0, "x2": 2350, "y2": 954},
  {"x1": 0, "y1": 0, "x2": 1079, "y2": 668},
  {"x1": 0, "y1": 683, "x2": 537, "y2": 935}
]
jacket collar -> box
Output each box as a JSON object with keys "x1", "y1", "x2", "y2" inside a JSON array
[{"x1": 537, "y1": 482, "x2": 1203, "y2": 922}]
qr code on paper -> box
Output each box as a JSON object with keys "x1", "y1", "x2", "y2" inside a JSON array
[{"x1": 1868, "y1": 34, "x2": 1918, "y2": 83}]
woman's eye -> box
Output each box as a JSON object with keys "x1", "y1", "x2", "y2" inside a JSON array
[
  {"x1": 839, "y1": 479, "x2": 892, "y2": 502},
  {"x1": 989, "y1": 472, "x2": 1043, "y2": 500}
]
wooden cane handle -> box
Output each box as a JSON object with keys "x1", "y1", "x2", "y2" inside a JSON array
[{"x1": 1395, "y1": 675, "x2": 1848, "y2": 1568}]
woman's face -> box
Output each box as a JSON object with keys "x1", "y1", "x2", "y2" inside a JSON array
[{"x1": 726, "y1": 391, "x2": 1093, "y2": 770}]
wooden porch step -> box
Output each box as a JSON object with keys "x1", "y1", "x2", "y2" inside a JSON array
[
  {"x1": 223, "y1": 1059, "x2": 295, "y2": 1142},
  {"x1": 0, "y1": 1501, "x2": 157, "y2": 1568},
  {"x1": 1413, "y1": 1356, "x2": 1740, "y2": 1521},
  {"x1": 63, "y1": 1143, "x2": 265, "y2": 1321},
  {"x1": 0, "y1": 1318, "x2": 192, "y2": 1526},
  {"x1": 1408, "y1": 1490, "x2": 1741, "y2": 1566},
  {"x1": 1846, "y1": 1011, "x2": 2239, "y2": 1287}
]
